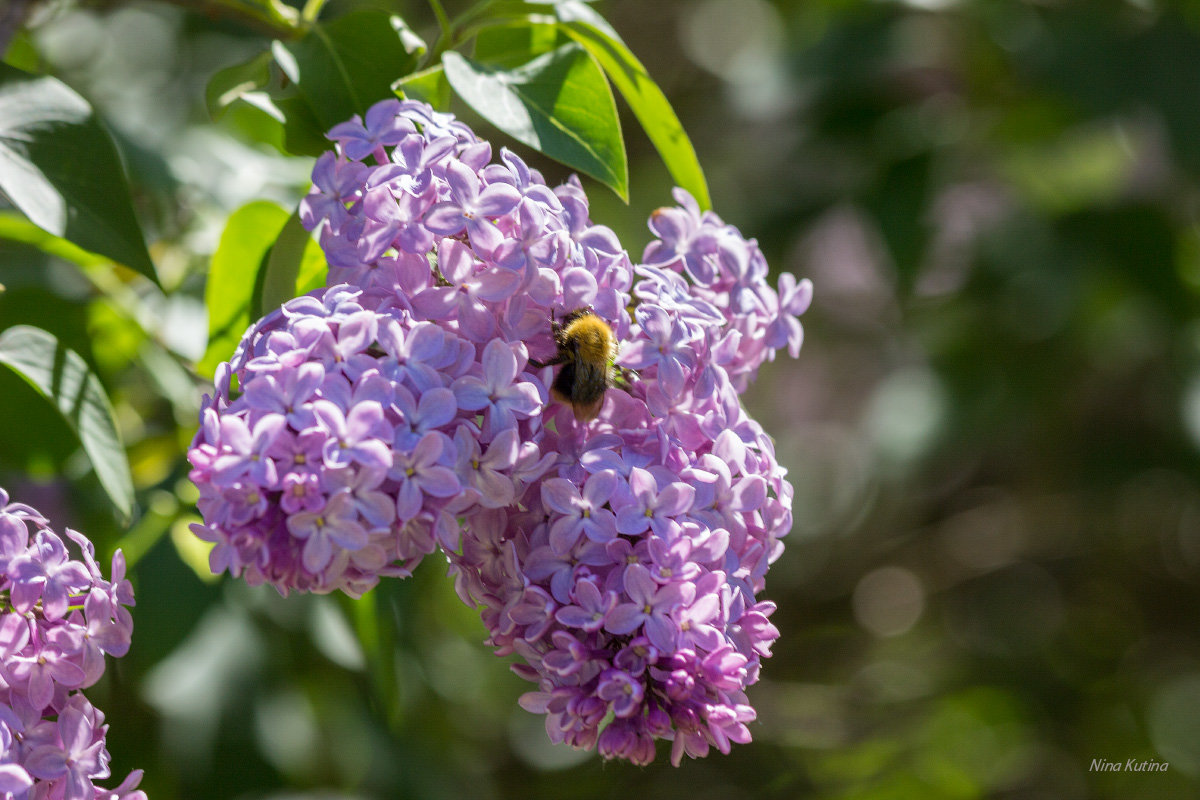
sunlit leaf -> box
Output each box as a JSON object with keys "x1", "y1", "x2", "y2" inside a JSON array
[
  {"x1": 256, "y1": 207, "x2": 326, "y2": 316},
  {"x1": 553, "y1": 1, "x2": 711, "y2": 209},
  {"x1": 276, "y1": 10, "x2": 426, "y2": 131},
  {"x1": 473, "y1": 21, "x2": 563, "y2": 67},
  {"x1": 0, "y1": 64, "x2": 157, "y2": 282},
  {"x1": 0, "y1": 326, "x2": 134, "y2": 523},
  {"x1": 443, "y1": 44, "x2": 628, "y2": 200},
  {"x1": 0, "y1": 211, "x2": 108, "y2": 268},
  {"x1": 2, "y1": 33, "x2": 39, "y2": 72},
  {"x1": 294, "y1": 238, "x2": 329, "y2": 297},
  {"x1": 395, "y1": 65, "x2": 452, "y2": 111},
  {"x1": 198, "y1": 201, "x2": 290, "y2": 377},
  {"x1": 170, "y1": 515, "x2": 219, "y2": 584},
  {"x1": 205, "y1": 50, "x2": 281, "y2": 121}
]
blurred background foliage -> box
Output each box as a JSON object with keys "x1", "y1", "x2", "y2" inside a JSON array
[{"x1": 4, "y1": 0, "x2": 1200, "y2": 797}]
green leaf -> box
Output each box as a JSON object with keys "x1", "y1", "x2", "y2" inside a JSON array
[
  {"x1": 2, "y1": 33, "x2": 40, "y2": 73},
  {"x1": 277, "y1": 10, "x2": 426, "y2": 131},
  {"x1": 0, "y1": 211, "x2": 108, "y2": 268},
  {"x1": 272, "y1": 96, "x2": 330, "y2": 157},
  {"x1": 395, "y1": 65, "x2": 451, "y2": 111},
  {"x1": 204, "y1": 51, "x2": 327, "y2": 156},
  {"x1": 473, "y1": 21, "x2": 563, "y2": 67},
  {"x1": 0, "y1": 325, "x2": 134, "y2": 523},
  {"x1": 255, "y1": 207, "x2": 326, "y2": 317},
  {"x1": 553, "y1": 1, "x2": 711, "y2": 210},
  {"x1": 295, "y1": 240, "x2": 329, "y2": 296},
  {"x1": 0, "y1": 64, "x2": 157, "y2": 282},
  {"x1": 443, "y1": 44, "x2": 628, "y2": 200},
  {"x1": 198, "y1": 201, "x2": 290, "y2": 377},
  {"x1": 205, "y1": 50, "x2": 280, "y2": 121}
]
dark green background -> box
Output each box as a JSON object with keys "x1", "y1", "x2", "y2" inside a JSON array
[{"x1": 4, "y1": 0, "x2": 1200, "y2": 797}]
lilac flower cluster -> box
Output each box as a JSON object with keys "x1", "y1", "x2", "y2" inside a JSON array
[
  {"x1": 187, "y1": 286, "x2": 553, "y2": 597},
  {"x1": 0, "y1": 488, "x2": 144, "y2": 800},
  {"x1": 450, "y1": 189, "x2": 808, "y2": 765},
  {"x1": 642, "y1": 188, "x2": 813, "y2": 392},
  {"x1": 189, "y1": 98, "x2": 812, "y2": 764}
]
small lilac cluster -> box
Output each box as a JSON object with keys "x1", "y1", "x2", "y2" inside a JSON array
[
  {"x1": 300, "y1": 98, "x2": 633, "y2": 352},
  {"x1": 190, "y1": 99, "x2": 812, "y2": 764},
  {"x1": 187, "y1": 286, "x2": 553, "y2": 597},
  {"x1": 642, "y1": 188, "x2": 812, "y2": 392},
  {"x1": 0, "y1": 488, "x2": 144, "y2": 800}
]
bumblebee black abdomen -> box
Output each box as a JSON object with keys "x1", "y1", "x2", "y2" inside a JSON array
[{"x1": 551, "y1": 358, "x2": 606, "y2": 403}]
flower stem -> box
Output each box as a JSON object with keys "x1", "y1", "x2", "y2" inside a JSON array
[
  {"x1": 425, "y1": 0, "x2": 454, "y2": 66},
  {"x1": 300, "y1": 0, "x2": 327, "y2": 24},
  {"x1": 428, "y1": 0, "x2": 452, "y2": 39}
]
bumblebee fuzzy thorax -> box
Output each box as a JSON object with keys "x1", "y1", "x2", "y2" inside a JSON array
[
  {"x1": 531, "y1": 310, "x2": 619, "y2": 422},
  {"x1": 559, "y1": 313, "x2": 618, "y2": 364}
]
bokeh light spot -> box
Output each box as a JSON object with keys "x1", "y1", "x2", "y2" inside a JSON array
[{"x1": 853, "y1": 566, "x2": 925, "y2": 637}]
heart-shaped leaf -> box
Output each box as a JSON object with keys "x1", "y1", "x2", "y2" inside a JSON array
[
  {"x1": 0, "y1": 326, "x2": 135, "y2": 523},
  {"x1": 0, "y1": 64, "x2": 156, "y2": 283},
  {"x1": 443, "y1": 43, "x2": 628, "y2": 201}
]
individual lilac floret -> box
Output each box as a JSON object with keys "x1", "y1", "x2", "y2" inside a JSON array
[
  {"x1": 0, "y1": 487, "x2": 142, "y2": 800},
  {"x1": 188, "y1": 284, "x2": 551, "y2": 597}
]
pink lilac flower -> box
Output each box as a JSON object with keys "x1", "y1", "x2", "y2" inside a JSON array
[
  {"x1": 300, "y1": 153, "x2": 369, "y2": 234},
  {"x1": 326, "y1": 99, "x2": 415, "y2": 163},
  {"x1": 554, "y1": 578, "x2": 616, "y2": 633},
  {"x1": 0, "y1": 487, "x2": 141, "y2": 799},
  {"x1": 188, "y1": 284, "x2": 551, "y2": 596},
  {"x1": 438, "y1": 171, "x2": 804, "y2": 764},
  {"x1": 196, "y1": 98, "x2": 812, "y2": 765},
  {"x1": 541, "y1": 470, "x2": 619, "y2": 553}
]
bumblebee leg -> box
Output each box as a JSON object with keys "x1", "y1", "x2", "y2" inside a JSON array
[
  {"x1": 611, "y1": 365, "x2": 639, "y2": 393},
  {"x1": 529, "y1": 354, "x2": 567, "y2": 369}
]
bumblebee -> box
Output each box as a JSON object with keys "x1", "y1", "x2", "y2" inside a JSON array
[{"x1": 529, "y1": 309, "x2": 619, "y2": 422}]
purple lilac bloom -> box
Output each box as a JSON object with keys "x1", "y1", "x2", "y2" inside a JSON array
[
  {"x1": 439, "y1": 166, "x2": 805, "y2": 763},
  {"x1": 201, "y1": 98, "x2": 814, "y2": 765},
  {"x1": 0, "y1": 487, "x2": 141, "y2": 799},
  {"x1": 188, "y1": 283, "x2": 551, "y2": 597}
]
